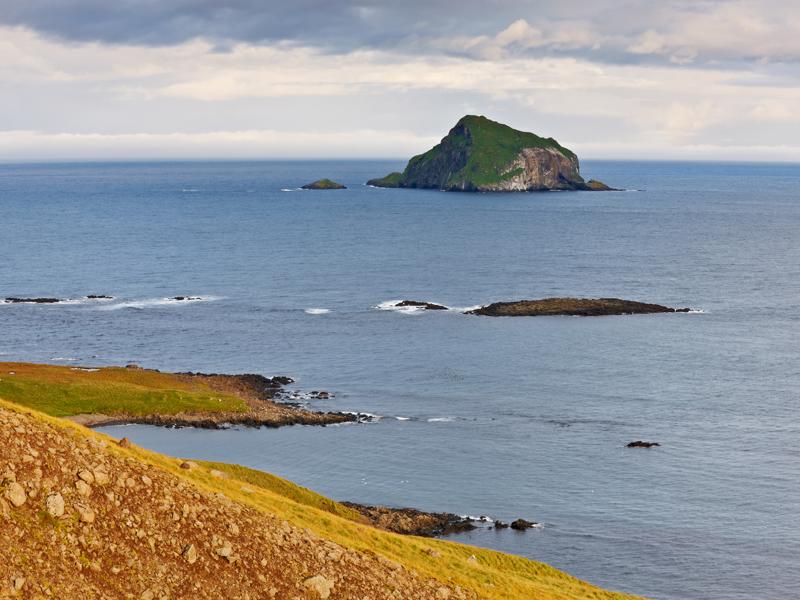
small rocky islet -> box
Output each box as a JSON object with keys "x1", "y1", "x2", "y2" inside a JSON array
[
  {"x1": 301, "y1": 178, "x2": 346, "y2": 190},
  {"x1": 385, "y1": 297, "x2": 690, "y2": 317},
  {"x1": 367, "y1": 115, "x2": 616, "y2": 192}
]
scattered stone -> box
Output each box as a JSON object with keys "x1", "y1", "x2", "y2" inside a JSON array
[
  {"x1": 141, "y1": 475, "x2": 152, "y2": 486},
  {"x1": 303, "y1": 574, "x2": 335, "y2": 599},
  {"x1": 140, "y1": 590, "x2": 154, "y2": 600},
  {"x1": 209, "y1": 469, "x2": 227, "y2": 479},
  {"x1": 215, "y1": 541, "x2": 233, "y2": 558},
  {"x1": 182, "y1": 544, "x2": 198, "y2": 564},
  {"x1": 466, "y1": 554, "x2": 478, "y2": 565},
  {"x1": 627, "y1": 440, "x2": 661, "y2": 448},
  {"x1": 118, "y1": 437, "x2": 132, "y2": 448},
  {"x1": 4, "y1": 482, "x2": 27, "y2": 507},
  {"x1": 75, "y1": 480, "x2": 92, "y2": 497},
  {"x1": 45, "y1": 493, "x2": 65, "y2": 517},
  {"x1": 493, "y1": 520, "x2": 509, "y2": 529},
  {"x1": 78, "y1": 469, "x2": 95, "y2": 484},
  {"x1": 179, "y1": 461, "x2": 197, "y2": 470},
  {"x1": 77, "y1": 505, "x2": 96, "y2": 523},
  {"x1": 92, "y1": 470, "x2": 110, "y2": 485},
  {"x1": 13, "y1": 577, "x2": 25, "y2": 591}
]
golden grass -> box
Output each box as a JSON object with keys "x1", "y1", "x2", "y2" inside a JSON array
[
  {"x1": 0, "y1": 395, "x2": 641, "y2": 600},
  {"x1": 0, "y1": 362, "x2": 248, "y2": 417}
]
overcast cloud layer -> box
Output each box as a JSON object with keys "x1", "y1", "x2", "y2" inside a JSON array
[{"x1": 1, "y1": 0, "x2": 799, "y2": 160}]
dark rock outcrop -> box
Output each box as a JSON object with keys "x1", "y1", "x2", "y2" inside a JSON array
[
  {"x1": 4, "y1": 297, "x2": 61, "y2": 304},
  {"x1": 394, "y1": 300, "x2": 449, "y2": 310},
  {"x1": 510, "y1": 519, "x2": 538, "y2": 530},
  {"x1": 342, "y1": 503, "x2": 476, "y2": 537},
  {"x1": 301, "y1": 178, "x2": 346, "y2": 190},
  {"x1": 468, "y1": 298, "x2": 691, "y2": 317},
  {"x1": 627, "y1": 441, "x2": 661, "y2": 448},
  {"x1": 368, "y1": 115, "x2": 614, "y2": 192}
]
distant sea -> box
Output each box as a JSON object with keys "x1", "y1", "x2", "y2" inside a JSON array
[{"x1": 2, "y1": 159, "x2": 799, "y2": 600}]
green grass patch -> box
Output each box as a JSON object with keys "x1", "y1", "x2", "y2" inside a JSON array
[{"x1": 0, "y1": 362, "x2": 248, "y2": 417}]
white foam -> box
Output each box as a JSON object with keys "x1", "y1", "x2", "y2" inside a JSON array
[
  {"x1": 461, "y1": 515, "x2": 495, "y2": 523},
  {"x1": 427, "y1": 417, "x2": 454, "y2": 423},
  {"x1": 181, "y1": 188, "x2": 200, "y2": 193},
  {"x1": 280, "y1": 187, "x2": 304, "y2": 192},
  {"x1": 451, "y1": 305, "x2": 483, "y2": 313},
  {"x1": 395, "y1": 416, "x2": 411, "y2": 421},
  {"x1": 51, "y1": 357, "x2": 79, "y2": 362},
  {"x1": 99, "y1": 296, "x2": 221, "y2": 311},
  {"x1": 344, "y1": 411, "x2": 383, "y2": 422},
  {"x1": 374, "y1": 300, "x2": 428, "y2": 314},
  {"x1": 305, "y1": 308, "x2": 330, "y2": 315},
  {"x1": 686, "y1": 309, "x2": 706, "y2": 314}
]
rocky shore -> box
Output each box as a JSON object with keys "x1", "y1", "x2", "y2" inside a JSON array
[
  {"x1": 342, "y1": 503, "x2": 477, "y2": 537},
  {"x1": 69, "y1": 369, "x2": 356, "y2": 429}
]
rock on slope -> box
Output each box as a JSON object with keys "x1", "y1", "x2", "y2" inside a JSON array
[
  {"x1": 367, "y1": 115, "x2": 612, "y2": 192},
  {"x1": 0, "y1": 404, "x2": 471, "y2": 600}
]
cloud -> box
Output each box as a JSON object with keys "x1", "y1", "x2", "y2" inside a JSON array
[
  {"x1": 0, "y1": 128, "x2": 440, "y2": 160},
  {"x1": 3, "y1": 0, "x2": 800, "y2": 67},
  {"x1": 1, "y1": 2, "x2": 800, "y2": 162}
]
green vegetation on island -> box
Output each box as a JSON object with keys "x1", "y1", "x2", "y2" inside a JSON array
[{"x1": 368, "y1": 115, "x2": 614, "y2": 192}]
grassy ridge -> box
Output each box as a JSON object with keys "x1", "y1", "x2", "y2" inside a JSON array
[
  {"x1": 0, "y1": 362, "x2": 249, "y2": 417},
  {"x1": 0, "y1": 397, "x2": 639, "y2": 600}
]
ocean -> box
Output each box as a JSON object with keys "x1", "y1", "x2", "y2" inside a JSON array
[{"x1": 1, "y1": 159, "x2": 799, "y2": 599}]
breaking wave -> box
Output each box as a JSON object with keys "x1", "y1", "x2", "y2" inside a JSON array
[{"x1": 98, "y1": 296, "x2": 221, "y2": 311}]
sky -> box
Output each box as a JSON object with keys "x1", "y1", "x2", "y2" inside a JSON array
[{"x1": 1, "y1": 0, "x2": 800, "y2": 161}]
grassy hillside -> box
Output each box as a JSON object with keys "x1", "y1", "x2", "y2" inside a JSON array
[
  {"x1": 0, "y1": 362, "x2": 249, "y2": 417},
  {"x1": 0, "y1": 371, "x2": 641, "y2": 599}
]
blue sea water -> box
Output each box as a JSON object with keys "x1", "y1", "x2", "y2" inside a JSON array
[{"x1": 1, "y1": 159, "x2": 799, "y2": 599}]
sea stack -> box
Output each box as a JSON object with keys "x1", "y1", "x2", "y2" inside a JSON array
[{"x1": 368, "y1": 115, "x2": 614, "y2": 192}]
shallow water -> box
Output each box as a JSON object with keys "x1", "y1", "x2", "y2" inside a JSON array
[{"x1": 2, "y1": 159, "x2": 799, "y2": 599}]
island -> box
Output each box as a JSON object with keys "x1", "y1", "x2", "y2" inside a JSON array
[
  {"x1": 367, "y1": 115, "x2": 614, "y2": 192},
  {"x1": 467, "y1": 298, "x2": 691, "y2": 317},
  {"x1": 301, "y1": 178, "x2": 347, "y2": 190}
]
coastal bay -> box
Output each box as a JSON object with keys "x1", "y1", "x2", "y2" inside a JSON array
[{"x1": 2, "y1": 159, "x2": 799, "y2": 600}]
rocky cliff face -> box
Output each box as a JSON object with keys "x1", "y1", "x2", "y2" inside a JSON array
[{"x1": 368, "y1": 115, "x2": 610, "y2": 192}]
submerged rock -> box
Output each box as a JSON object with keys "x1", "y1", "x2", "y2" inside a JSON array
[
  {"x1": 627, "y1": 440, "x2": 661, "y2": 448},
  {"x1": 4, "y1": 297, "x2": 61, "y2": 304},
  {"x1": 510, "y1": 518, "x2": 538, "y2": 530},
  {"x1": 301, "y1": 178, "x2": 346, "y2": 190},
  {"x1": 394, "y1": 300, "x2": 449, "y2": 310},
  {"x1": 367, "y1": 115, "x2": 614, "y2": 192},
  {"x1": 468, "y1": 298, "x2": 691, "y2": 317}
]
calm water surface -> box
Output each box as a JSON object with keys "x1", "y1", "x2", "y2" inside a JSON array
[{"x1": 1, "y1": 160, "x2": 799, "y2": 599}]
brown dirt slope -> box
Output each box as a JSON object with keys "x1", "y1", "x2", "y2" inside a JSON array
[{"x1": 0, "y1": 404, "x2": 473, "y2": 600}]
